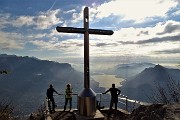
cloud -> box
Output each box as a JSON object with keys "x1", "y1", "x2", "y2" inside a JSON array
[
  {"x1": 29, "y1": 40, "x2": 60, "y2": 51},
  {"x1": 95, "y1": 42, "x2": 118, "y2": 47},
  {"x1": 27, "y1": 37, "x2": 57, "y2": 50},
  {"x1": 0, "y1": 31, "x2": 24, "y2": 50},
  {"x1": 0, "y1": 13, "x2": 11, "y2": 29},
  {"x1": 95, "y1": 43, "x2": 110, "y2": 47},
  {"x1": 0, "y1": 0, "x2": 179, "y2": 63},
  {"x1": 45, "y1": 19, "x2": 178, "y2": 57},
  {"x1": 138, "y1": 34, "x2": 180, "y2": 44},
  {"x1": 157, "y1": 21, "x2": 180, "y2": 35},
  {"x1": 90, "y1": 0, "x2": 178, "y2": 22},
  {"x1": 137, "y1": 31, "x2": 149, "y2": 36},
  {"x1": 174, "y1": 0, "x2": 180, "y2": 4},
  {"x1": 172, "y1": 10, "x2": 180, "y2": 16},
  {"x1": 35, "y1": 9, "x2": 61, "y2": 29},
  {"x1": 12, "y1": 16, "x2": 35, "y2": 27},
  {"x1": 5, "y1": 9, "x2": 62, "y2": 30},
  {"x1": 64, "y1": 9, "x2": 76, "y2": 14},
  {"x1": 154, "y1": 48, "x2": 180, "y2": 54},
  {"x1": 29, "y1": 38, "x2": 84, "y2": 52},
  {"x1": 109, "y1": 20, "x2": 180, "y2": 44},
  {"x1": 119, "y1": 34, "x2": 180, "y2": 45},
  {"x1": 53, "y1": 0, "x2": 178, "y2": 27}
]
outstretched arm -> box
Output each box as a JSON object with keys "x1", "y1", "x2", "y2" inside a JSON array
[
  {"x1": 103, "y1": 89, "x2": 110, "y2": 94},
  {"x1": 53, "y1": 89, "x2": 60, "y2": 95}
]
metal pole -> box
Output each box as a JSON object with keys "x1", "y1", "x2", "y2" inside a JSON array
[
  {"x1": 100, "y1": 94, "x2": 102, "y2": 107},
  {"x1": 126, "y1": 96, "x2": 128, "y2": 111},
  {"x1": 84, "y1": 7, "x2": 89, "y2": 89}
]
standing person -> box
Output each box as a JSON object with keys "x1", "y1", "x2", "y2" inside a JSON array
[
  {"x1": 46, "y1": 84, "x2": 60, "y2": 113},
  {"x1": 103, "y1": 84, "x2": 121, "y2": 110},
  {"x1": 64, "y1": 84, "x2": 73, "y2": 111}
]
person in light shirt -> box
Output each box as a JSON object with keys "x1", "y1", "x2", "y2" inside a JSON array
[{"x1": 64, "y1": 84, "x2": 73, "y2": 111}]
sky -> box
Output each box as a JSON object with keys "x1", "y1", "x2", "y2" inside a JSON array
[{"x1": 0, "y1": 0, "x2": 180, "y2": 71}]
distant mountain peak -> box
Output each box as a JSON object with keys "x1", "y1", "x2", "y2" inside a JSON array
[{"x1": 154, "y1": 64, "x2": 165, "y2": 70}]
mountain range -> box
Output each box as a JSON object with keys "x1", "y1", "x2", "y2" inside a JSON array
[
  {"x1": 121, "y1": 64, "x2": 180, "y2": 103},
  {"x1": 102, "y1": 62, "x2": 155, "y2": 79},
  {"x1": 0, "y1": 54, "x2": 104, "y2": 115},
  {"x1": 1, "y1": 54, "x2": 179, "y2": 115}
]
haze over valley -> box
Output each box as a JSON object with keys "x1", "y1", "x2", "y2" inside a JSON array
[{"x1": 0, "y1": 54, "x2": 179, "y2": 115}]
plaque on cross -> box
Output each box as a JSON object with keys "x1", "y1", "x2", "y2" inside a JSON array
[{"x1": 56, "y1": 7, "x2": 113, "y2": 116}]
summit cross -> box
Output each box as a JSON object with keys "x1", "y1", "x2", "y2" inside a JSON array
[
  {"x1": 56, "y1": 7, "x2": 113, "y2": 116},
  {"x1": 56, "y1": 7, "x2": 113, "y2": 89}
]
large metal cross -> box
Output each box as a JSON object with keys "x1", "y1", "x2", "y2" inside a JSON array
[{"x1": 56, "y1": 7, "x2": 113, "y2": 116}]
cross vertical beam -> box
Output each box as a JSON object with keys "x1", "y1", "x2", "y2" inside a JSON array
[{"x1": 84, "y1": 7, "x2": 89, "y2": 89}]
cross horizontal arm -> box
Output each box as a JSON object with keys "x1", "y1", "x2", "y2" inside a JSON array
[
  {"x1": 89, "y1": 29, "x2": 113, "y2": 35},
  {"x1": 56, "y1": 27, "x2": 85, "y2": 34},
  {"x1": 56, "y1": 26, "x2": 114, "y2": 35}
]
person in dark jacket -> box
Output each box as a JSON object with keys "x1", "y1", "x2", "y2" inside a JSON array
[
  {"x1": 47, "y1": 84, "x2": 60, "y2": 113},
  {"x1": 103, "y1": 83, "x2": 121, "y2": 110}
]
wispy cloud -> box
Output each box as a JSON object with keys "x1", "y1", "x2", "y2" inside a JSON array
[
  {"x1": 154, "y1": 48, "x2": 180, "y2": 54},
  {"x1": 0, "y1": 31, "x2": 24, "y2": 50},
  {"x1": 64, "y1": 9, "x2": 76, "y2": 14},
  {"x1": 118, "y1": 35, "x2": 180, "y2": 45},
  {"x1": 0, "y1": 13, "x2": 11, "y2": 29},
  {"x1": 12, "y1": 16, "x2": 35, "y2": 27},
  {"x1": 2, "y1": 9, "x2": 62, "y2": 30},
  {"x1": 35, "y1": 9, "x2": 61, "y2": 29},
  {"x1": 29, "y1": 38, "x2": 83, "y2": 52}
]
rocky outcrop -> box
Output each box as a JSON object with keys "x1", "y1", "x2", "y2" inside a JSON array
[{"x1": 129, "y1": 103, "x2": 180, "y2": 120}]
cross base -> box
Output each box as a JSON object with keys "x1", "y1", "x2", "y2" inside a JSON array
[{"x1": 78, "y1": 88, "x2": 96, "y2": 116}]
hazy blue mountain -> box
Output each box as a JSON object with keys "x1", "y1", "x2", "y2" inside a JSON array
[
  {"x1": 121, "y1": 64, "x2": 180, "y2": 102},
  {"x1": 0, "y1": 54, "x2": 104, "y2": 115},
  {"x1": 103, "y1": 62, "x2": 155, "y2": 79}
]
